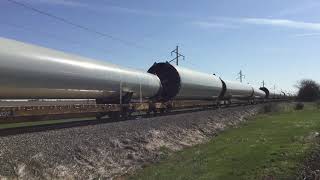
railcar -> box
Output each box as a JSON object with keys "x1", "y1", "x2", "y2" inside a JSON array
[
  {"x1": 0, "y1": 37, "x2": 161, "y2": 104},
  {"x1": 269, "y1": 90, "x2": 284, "y2": 99},
  {"x1": 253, "y1": 88, "x2": 266, "y2": 99},
  {"x1": 0, "y1": 37, "x2": 289, "y2": 121},
  {"x1": 259, "y1": 87, "x2": 270, "y2": 99},
  {"x1": 148, "y1": 62, "x2": 223, "y2": 101},
  {"x1": 222, "y1": 80, "x2": 254, "y2": 101}
]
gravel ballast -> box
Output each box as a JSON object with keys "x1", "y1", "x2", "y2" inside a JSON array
[{"x1": 0, "y1": 105, "x2": 264, "y2": 179}]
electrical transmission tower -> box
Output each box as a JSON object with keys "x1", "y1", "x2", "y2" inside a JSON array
[
  {"x1": 237, "y1": 70, "x2": 245, "y2": 83},
  {"x1": 169, "y1": 46, "x2": 185, "y2": 66}
]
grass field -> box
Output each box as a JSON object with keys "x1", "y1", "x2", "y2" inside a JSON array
[{"x1": 130, "y1": 103, "x2": 320, "y2": 180}]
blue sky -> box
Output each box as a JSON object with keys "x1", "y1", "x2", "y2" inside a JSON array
[{"x1": 1, "y1": 0, "x2": 320, "y2": 94}]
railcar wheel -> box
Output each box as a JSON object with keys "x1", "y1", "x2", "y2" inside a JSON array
[
  {"x1": 227, "y1": 100, "x2": 231, "y2": 107},
  {"x1": 152, "y1": 108, "x2": 158, "y2": 116},
  {"x1": 166, "y1": 105, "x2": 172, "y2": 113},
  {"x1": 121, "y1": 112, "x2": 128, "y2": 120},
  {"x1": 160, "y1": 108, "x2": 165, "y2": 114},
  {"x1": 109, "y1": 112, "x2": 120, "y2": 120},
  {"x1": 96, "y1": 113, "x2": 107, "y2": 120}
]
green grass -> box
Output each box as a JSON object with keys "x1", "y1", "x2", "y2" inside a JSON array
[{"x1": 130, "y1": 104, "x2": 320, "y2": 180}]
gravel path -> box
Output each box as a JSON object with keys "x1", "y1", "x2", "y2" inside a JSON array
[{"x1": 0, "y1": 105, "x2": 263, "y2": 179}]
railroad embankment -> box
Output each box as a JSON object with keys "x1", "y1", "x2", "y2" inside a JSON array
[
  {"x1": 130, "y1": 103, "x2": 320, "y2": 180},
  {"x1": 0, "y1": 104, "x2": 266, "y2": 179}
]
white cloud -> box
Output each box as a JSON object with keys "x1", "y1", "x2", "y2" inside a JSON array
[
  {"x1": 294, "y1": 33, "x2": 320, "y2": 37},
  {"x1": 241, "y1": 18, "x2": 320, "y2": 31},
  {"x1": 274, "y1": 1, "x2": 320, "y2": 17},
  {"x1": 192, "y1": 21, "x2": 237, "y2": 29},
  {"x1": 96, "y1": 5, "x2": 196, "y2": 19},
  {"x1": 27, "y1": 0, "x2": 196, "y2": 19},
  {"x1": 194, "y1": 18, "x2": 320, "y2": 32},
  {"x1": 25, "y1": 0, "x2": 320, "y2": 33},
  {"x1": 27, "y1": 0, "x2": 87, "y2": 7},
  {"x1": 105, "y1": 6, "x2": 167, "y2": 17}
]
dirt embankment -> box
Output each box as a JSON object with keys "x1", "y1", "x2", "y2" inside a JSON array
[
  {"x1": 298, "y1": 138, "x2": 320, "y2": 180},
  {"x1": 0, "y1": 105, "x2": 265, "y2": 179}
]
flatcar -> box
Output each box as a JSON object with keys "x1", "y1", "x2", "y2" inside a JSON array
[{"x1": 0, "y1": 37, "x2": 288, "y2": 119}]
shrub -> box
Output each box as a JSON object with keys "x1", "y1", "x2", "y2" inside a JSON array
[
  {"x1": 316, "y1": 100, "x2": 320, "y2": 109},
  {"x1": 261, "y1": 103, "x2": 278, "y2": 113},
  {"x1": 262, "y1": 104, "x2": 272, "y2": 113},
  {"x1": 295, "y1": 102, "x2": 304, "y2": 110},
  {"x1": 296, "y1": 79, "x2": 320, "y2": 102}
]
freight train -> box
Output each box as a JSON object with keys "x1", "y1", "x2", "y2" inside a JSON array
[{"x1": 0, "y1": 37, "x2": 286, "y2": 119}]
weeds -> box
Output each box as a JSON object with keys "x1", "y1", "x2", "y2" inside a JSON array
[{"x1": 295, "y1": 102, "x2": 304, "y2": 110}]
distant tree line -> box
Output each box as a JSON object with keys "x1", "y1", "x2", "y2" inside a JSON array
[{"x1": 296, "y1": 79, "x2": 320, "y2": 102}]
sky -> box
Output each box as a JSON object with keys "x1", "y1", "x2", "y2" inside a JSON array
[{"x1": 1, "y1": 0, "x2": 320, "y2": 94}]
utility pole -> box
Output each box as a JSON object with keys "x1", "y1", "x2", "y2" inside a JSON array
[
  {"x1": 262, "y1": 80, "x2": 265, "y2": 87},
  {"x1": 237, "y1": 70, "x2": 245, "y2": 83},
  {"x1": 169, "y1": 45, "x2": 185, "y2": 66},
  {"x1": 175, "y1": 46, "x2": 179, "y2": 66}
]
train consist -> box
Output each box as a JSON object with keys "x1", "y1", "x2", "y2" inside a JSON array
[{"x1": 0, "y1": 37, "x2": 287, "y2": 120}]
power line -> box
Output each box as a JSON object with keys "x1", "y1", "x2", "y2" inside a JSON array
[
  {"x1": 1, "y1": 21, "x2": 79, "y2": 44},
  {"x1": 237, "y1": 70, "x2": 245, "y2": 83},
  {"x1": 0, "y1": 21, "x2": 116, "y2": 57},
  {"x1": 6, "y1": 0, "x2": 145, "y2": 49},
  {"x1": 169, "y1": 45, "x2": 185, "y2": 66},
  {"x1": 166, "y1": 46, "x2": 204, "y2": 69}
]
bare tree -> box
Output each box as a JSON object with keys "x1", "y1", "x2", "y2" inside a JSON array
[{"x1": 296, "y1": 79, "x2": 320, "y2": 102}]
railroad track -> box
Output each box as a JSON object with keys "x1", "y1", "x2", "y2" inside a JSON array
[{"x1": 0, "y1": 101, "x2": 271, "y2": 137}]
